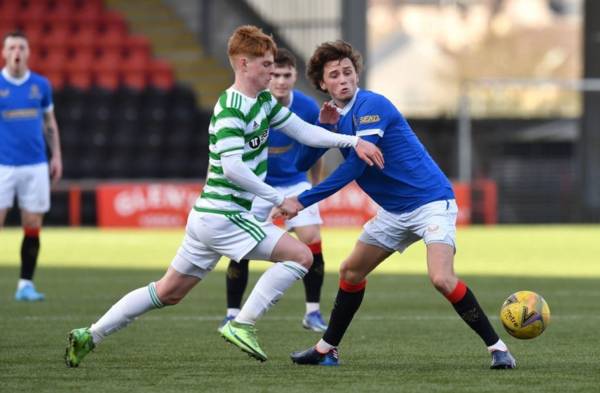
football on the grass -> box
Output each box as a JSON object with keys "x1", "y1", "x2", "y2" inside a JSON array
[{"x1": 500, "y1": 290, "x2": 550, "y2": 339}]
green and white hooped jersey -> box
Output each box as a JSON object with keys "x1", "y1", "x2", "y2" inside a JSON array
[{"x1": 194, "y1": 88, "x2": 292, "y2": 214}]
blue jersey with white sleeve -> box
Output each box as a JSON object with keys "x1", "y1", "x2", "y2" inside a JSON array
[
  {"x1": 265, "y1": 89, "x2": 319, "y2": 187},
  {"x1": 297, "y1": 89, "x2": 454, "y2": 214},
  {"x1": 0, "y1": 69, "x2": 53, "y2": 166}
]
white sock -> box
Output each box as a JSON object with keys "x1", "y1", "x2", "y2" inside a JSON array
[
  {"x1": 227, "y1": 308, "x2": 240, "y2": 318},
  {"x1": 17, "y1": 279, "x2": 33, "y2": 290},
  {"x1": 235, "y1": 261, "x2": 307, "y2": 325},
  {"x1": 305, "y1": 302, "x2": 320, "y2": 315},
  {"x1": 487, "y1": 339, "x2": 508, "y2": 353},
  {"x1": 315, "y1": 339, "x2": 335, "y2": 353},
  {"x1": 90, "y1": 282, "x2": 164, "y2": 345}
]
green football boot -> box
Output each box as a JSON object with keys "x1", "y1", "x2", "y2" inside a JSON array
[
  {"x1": 220, "y1": 320, "x2": 267, "y2": 362},
  {"x1": 65, "y1": 328, "x2": 95, "y2": 367}
]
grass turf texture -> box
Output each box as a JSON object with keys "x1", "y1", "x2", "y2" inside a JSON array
[{"x1": 1, "y1": 226, "x2": 599, "y2": 392}]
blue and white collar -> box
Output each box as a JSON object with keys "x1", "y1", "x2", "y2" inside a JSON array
[
  {"x1": 2, "y1": 67, "x2": 31, "y2": 86},
  {"x1": 336, "y1": 88, "x2": 359, "y2": 116}
]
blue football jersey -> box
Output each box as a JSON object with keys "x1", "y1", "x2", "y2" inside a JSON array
[
  {"x1": 297, "y1": 89, "x2": 454, "y2": 213},
  {"x1": 0, "y1": 69, "x2": 53, "y2": 166},
  {"x1": 265, "y1": 89, "x2": 319, "y2": 186}
]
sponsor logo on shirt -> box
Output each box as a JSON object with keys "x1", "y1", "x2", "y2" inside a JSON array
[
  {"x1": 0, "y1": 89, "x2": 9, "y2": 98},
  {"x1": 2, "y1": 108, "x2": 38, "y2": 119},
  {"x1": 359, "y1": 115, "x2": 380, "y2": 124},
  {"x1": 249, "y1": 129, "x2": 269, "y2": 149}
]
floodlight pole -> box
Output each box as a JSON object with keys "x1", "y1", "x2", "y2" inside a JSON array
[
  {"x1": 457, "y1": 86, "x2": 472, "y2": 184},
  {"x1": 341, "y1": 0, "x2": 367, "y2": 87}
]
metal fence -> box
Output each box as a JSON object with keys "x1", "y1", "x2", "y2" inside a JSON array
[{"x1": 456, "y1": 78, "x2": 600, "y2": 222}]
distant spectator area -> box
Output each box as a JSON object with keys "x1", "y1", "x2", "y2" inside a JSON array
[{"x1": 1, "y1": 0, "x2": 174, "y2": 90}]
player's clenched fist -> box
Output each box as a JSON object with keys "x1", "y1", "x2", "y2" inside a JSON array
[{"x1": 273, "y1": 197, "x2": 304, "y2": 219}]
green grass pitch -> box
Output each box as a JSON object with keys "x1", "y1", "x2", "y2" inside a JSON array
[{"x1": 1, "y1": 226, "x2": 599, "y2": 392}]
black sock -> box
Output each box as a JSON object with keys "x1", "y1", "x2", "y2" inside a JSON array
[
  {"x1": 450, "y1": 285, "x2": 499, "y2": 347},
  {"x1": 20, "y1": 232, "x2": 40, "y2": 280},
  {"x1": 303, "y1": 253, "x2": 324, "y2": 303},
  {"x1": 322, "y1": 280, "x2": 366, "y2": 347},
  {"x1": 226, "y1": 259, "x2": 249, "y2": 309}
]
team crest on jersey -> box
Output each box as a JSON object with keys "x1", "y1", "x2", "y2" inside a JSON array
[
  {"x1": 29, "y1": 84, "x2": 42, "y2": 99},
  {"x1": 0, "y1": 89, "x2": 9, "y2": 98},
  {"x1": 359, "y1": 115, "x2": 380, "y2": 124},
  {"x1": 249, "y1": 129, "x2": 269, "y2": 149}
]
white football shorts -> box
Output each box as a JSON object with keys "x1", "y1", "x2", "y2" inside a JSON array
[
  {"x1": 0, "y1": 163, "x2": 50, "y2": 213},
  {"x1": 359, "y1": 199, "x2": 458, "y2": 253},
  {"x1": 170, "y1": 209, "x2": 287, "y2": 279},
  {"x1": 252, "y1": 181, "x2": 322, "y2": 229}
]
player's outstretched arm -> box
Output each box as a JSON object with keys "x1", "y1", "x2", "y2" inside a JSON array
[
  {"x1": 221, "y1": 153, "x2": 284, "y2": 207},
  {"x1": 297, "y1": 151, "x2": 369, "y2": 209},
  {"x1": 279, "y1": 114, "x2": 384, "y2": 169},
  {"x1": 43, "y1": 111, "x2": 63, "y2": 184}
]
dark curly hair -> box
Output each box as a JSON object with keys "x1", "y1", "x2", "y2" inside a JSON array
[{"x1": 306, "y1": 40, "x2": 363, "y2": 93}]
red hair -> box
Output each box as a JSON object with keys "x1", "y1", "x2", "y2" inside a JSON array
[{"x1": 227, "y1": 25, "x2": 277, "y2": 61}]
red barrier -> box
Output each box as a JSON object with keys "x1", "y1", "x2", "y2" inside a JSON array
[
  {"x1": 97, "y1": 183, "x2": 201, "y2": 227},
  {"x1": 278, "y1": 181, "x2": 471, "y2": 227},
  {"x1": 316, "y1": 181, "x2": 471, "y2": 226},
  {"x1": 472, "y1": 179, "x2": 498, "y2": 225},
  {"x1": 452, "y1": 182, "x2": 471, "y2": 226},
  {"x1": 317, "y1": 182, "x2": 379, "y2": 226},
  {"x1": 94, "y1": 181, "x2": 475, "y2": 228},
  {"x1": 68, "y1": 186, "x2": 81, "y2": 226}
]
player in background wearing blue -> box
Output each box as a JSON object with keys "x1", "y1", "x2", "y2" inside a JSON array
[
  {"x1": 281, "y1": 41, "x2": 516, "y2": 369},
  {"x1": 220, "y1": 48, "x2": 328, "y2": 333},
  {"x1": 0, "y1": 31, "x2": 63, "y2": 301}
]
